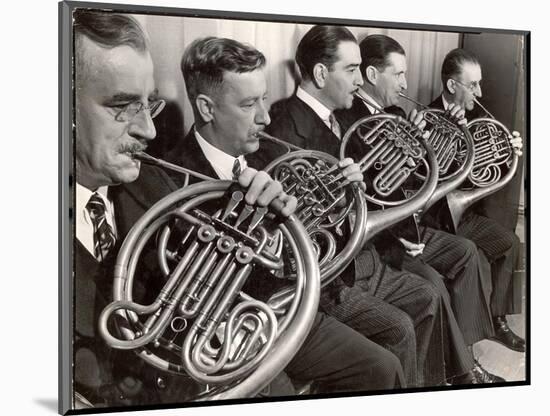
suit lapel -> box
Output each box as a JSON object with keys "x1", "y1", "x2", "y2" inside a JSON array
[
  {"x1": 287, "y1": 95, "x2": 342, "y2": 156},
  {"x1": 166, "y1": 128, "x2": 219, "y2": 184},
  {"x1": 429, "y1": 95, "x2": 444, "y2": 110}
]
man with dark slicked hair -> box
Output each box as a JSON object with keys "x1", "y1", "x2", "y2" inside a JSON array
[
  {"x1": 338, "y1": 33, "x2": 509, "y2": 384},
  {"x1": 267, "y1": 25, "x2": 449, "y2": 388}
]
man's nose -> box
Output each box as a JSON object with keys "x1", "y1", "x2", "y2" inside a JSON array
[
  {"x1": 354, "y1": 68, "x2": 364, "y2": 86},
  {"x1": 256, "y1": 101, "x2": 271, "y2": 126},
  {"x1": 399, "y1": 75, "x2": 407, "y2": 90},
  {"x1": 128, "y1": 110, "x2": 157, "y2": 141},
  {"x1": 474, "y1": 85, "x2": 482, "y2": 98}
]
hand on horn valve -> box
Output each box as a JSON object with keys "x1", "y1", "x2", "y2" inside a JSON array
[
  {"x1": 238, "y1": 167, "x2": 297, "y2": 217},
  {"x1": 446, "y1": 103, "x2": 467, "y2": 125},
  {"x1": 509, "y1": 131, "x2": 523, "y2": 157},
  {"x1": 338, "y1": 158, "x2": 366, "y2": 192},
  {"x1": 408, "y1": 108, "x2": 427, "y2": 132}
]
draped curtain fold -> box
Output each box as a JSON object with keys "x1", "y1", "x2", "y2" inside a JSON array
[{"x1": 137, "y1": 15, "x2": 459, "y2": 135}]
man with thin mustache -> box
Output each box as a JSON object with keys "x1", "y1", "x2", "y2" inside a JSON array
[
  {"x1": 266, "y1": 25, "x2": 446, "y2": 388},
  {"x1": 337, "y1": 33, "x2": 507, "y2": 384}
]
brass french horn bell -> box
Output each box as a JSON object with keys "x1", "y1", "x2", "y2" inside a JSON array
[
  {"x1": 339, "y1": 94, "x2": 439, "y2": 245},
  {"x1": 259, "y1": 132, "x2": 368, "y2": 289},
  {"x1": 446, "y1": 97, "x2": 520, "y2": 228},
  {"x1": 397, "y1": 92, "x2": 476, "y2": 212},
  {"x1": 98, "y1": 153, "x2": 321, "y2": 401}
]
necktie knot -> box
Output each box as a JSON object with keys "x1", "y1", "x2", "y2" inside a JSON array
[
  {"x1": 87, "y1": 193, "x2": 106, "y2": 221},
  {"x1": 86, "y1": 193, "x2": 116, "y2": 261},
  {"x1": 232, "y1": 159, "x2": 242, "y2": 180}
]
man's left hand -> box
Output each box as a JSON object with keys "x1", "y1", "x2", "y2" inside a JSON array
[
  {"x1": 408, "y1": 108, "x2": 427, "y2": 131},
  {"x1": 338, "y1": 158, "x2": 366, "y2": 191}
]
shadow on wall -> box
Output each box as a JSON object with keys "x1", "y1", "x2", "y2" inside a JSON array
[{"x1": 150, "y1": 100, "x2": 185, "y2": 160}]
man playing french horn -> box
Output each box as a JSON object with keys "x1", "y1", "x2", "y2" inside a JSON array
[
  {"x1": 165, "y1": 35, "x2": 406, "y2": 395},
  {"x1": 266, "y1": 25, "x2": 451, "y2": 388},
  {"x1": 72, "y1": 9, "x2": 525, "y2": 408},
  {"x1": 428, "y1": 48, "x2": 525, "y2": 353},
  {"x1": 73, "y1": 11, "x2": 405, "y2": 408},
  {"x1": 335, "y1": 33, "x2": 509, "y2": 383}
]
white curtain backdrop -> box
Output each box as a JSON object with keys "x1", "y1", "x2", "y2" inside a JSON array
[{"x1": 135, "y1": 14, "x2": 459, "y2": 134}]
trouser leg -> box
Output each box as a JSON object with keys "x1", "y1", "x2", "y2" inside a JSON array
[
  {"x1": 321, "y1": 282, "x2": 417, "y2": 387},
  {"x1": 403, "y1": 257, "x2": 475, "y2": 379},
  {"x1": 457, "y1": 214, "x2": 521, "y2": 316},
  {"x1": 285, "y1": 312, "x2": 405, "y2": 393},
  {"x1": 369, "y1": 263, "x2": 444, "y2": 387},
  {"x1": 419, "y1": 226, "x2": 494, "y2": 344}
]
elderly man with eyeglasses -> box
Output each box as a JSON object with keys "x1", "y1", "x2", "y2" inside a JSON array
[
  {"x1": 73, "y1": 10, "x2": 302, "y2": 407},
  {"x1": 427, "y1": 48, "x2": 525, "y2": 354}
]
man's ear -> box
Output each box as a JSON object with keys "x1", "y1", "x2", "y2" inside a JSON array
[
  {"x1": 365, "y1": 65, "x2": 378, "y2": 85},
  {"x1": 446, "y1": 79, "x2": 456, "y2": 94},
  {"x1": 195, "y1": 94, "x2": 215, "y2": 123},
  {"x1": 312, "y1": 63, "x2": 328, "y2": 88}
]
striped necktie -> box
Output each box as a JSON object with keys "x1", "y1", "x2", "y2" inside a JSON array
[
  {"x1": 232, "y1": 159, "x2": 242, "y2": 180},
  {"x1": 86, "y1": 193, "x2": 116, "y2": 261},
  {"x1": 329, "y1": 113, "x2": 342, "y2": 139}
]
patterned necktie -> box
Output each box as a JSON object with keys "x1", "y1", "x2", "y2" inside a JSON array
[
  {"x1": 232, "y1": 159, "x2": 242, "y2": 180},
  {"x1": 329, "y1": 113, "x2": 342, "y2": 139},
  {"x1": 86, "y1": 193, "x2": 116, "y2": 261}
]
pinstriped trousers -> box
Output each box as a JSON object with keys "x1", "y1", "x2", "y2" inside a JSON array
[
  {"x1": 410, "y1": 226, "x2": 495, "y2": 345},
  {"x1": 285, "y1": 312, "x2": 405, "y2": 394},
  {"x1": 402, "y1": 258, "x2": 475, "y2": 379},
  {"x1": 457, "y1": 213, "x2": 521, "y2": 316},
  {"x1": 320, "y1": 246, "x2": 444, "y2": 388}
]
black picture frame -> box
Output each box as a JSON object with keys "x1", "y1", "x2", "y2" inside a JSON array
[{"x1": 59, "y1": 1, "x2": 530, "y2": 414}]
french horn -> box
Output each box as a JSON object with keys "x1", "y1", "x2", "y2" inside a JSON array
[
  {"x1": 397, "y1": 92, "x2": 476, "y2": 212},
  {"x1": 98, "y1": 153, "x2": 321, "y2": 401},
  {"x1": 338, "y1": 96, "x2": 439, "y2": 244},
  {"x1": 262, "y1": 141, "x2": 368, "y2": 289},
  {"x1": 260, "y1": 95, "x2": 440, "y2": 289},
  {"x1": 446, "y1": 97, "x2": 520, "y2": 228}
]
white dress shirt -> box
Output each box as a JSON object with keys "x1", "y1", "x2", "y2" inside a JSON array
[
  {"x1": 194, "y1": 129, "x2": 248, "y2": 180},
  {"x1": 356, "y1": 89, "x2": 384, "y2": 114},
  {"x1": 296, "y1": 86, "x2": 335, "y2": 132},
  {"x1": 76, "y1": 182, "x2": 117, "y2": 259},
  {"x1": 441, "y1": 94, "x2": 451, "y2": 110}
]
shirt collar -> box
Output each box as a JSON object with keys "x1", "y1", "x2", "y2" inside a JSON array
[
  {"x1": 76, "y1": 182, "x2": 110, "y2": 217},
  {"x1": 357, "y1": 89, "x2": 384, "y2": 114},
  {"x1": 296, "y1": 86, "x2": 333, "y2": 123},
  {"x1": 194, "y1": 129, "x2": 247, "y2": 180},
  {"x1": 441, "y1": 94, "x2": 451, "y2": 110}
]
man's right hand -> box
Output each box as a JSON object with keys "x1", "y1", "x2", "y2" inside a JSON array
[
  {"x1": 408, "y1": 108, "x2": 427, "y2": 131},
  {"x1": 446, "y1": 102, "x2": 467, "y2": 125},
  {"x1": 338, "y1": 158, "x2": 366, "y2": 191},
  {"x1": 399, "y1": 237, "x2": 425, "y2": 258}
]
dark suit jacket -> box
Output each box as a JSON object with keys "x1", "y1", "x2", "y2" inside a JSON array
[
  {"x1": 425, "y1": 95, "x2": 487, "y2": 231},
  {"x1": 430, "y1": 94, "x2": 485, "y2": 122},
  {"x1": 165, "y1": 128, "x2": 286, "y2": 188},
  {"x1": 267, "y1": 94, "x2": 366, "y2": 158},
  {"x1": 266, "y1": 94, "x2": 396, "y2": 279},
  {"x1": 74, "y1": 165, "x2": 196, "y2": 407}
]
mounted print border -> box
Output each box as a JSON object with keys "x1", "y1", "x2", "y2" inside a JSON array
[{"x1": 59, "y1": 1, "x2": 530, "y2": 414}]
